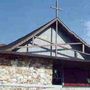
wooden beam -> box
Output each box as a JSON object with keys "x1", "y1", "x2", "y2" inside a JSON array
[
  {"x1": 17, "y1": 43, "x2": 90, "y2": 56},
  {"x1": 18, "y1": 44, "x2": 53, "y2": 48},
  {"x1": 57, "y1": 42, "x2": 82, "y2": 45},
  {"x1": 17, "y1": 43, "x2": 79, "y2": 48},
  {"x1": 35, "y1": 36, "x2": 82, "y2": 45},
  {"x1": 34, "y1": 36, "x2": 53, "y2": 44}
]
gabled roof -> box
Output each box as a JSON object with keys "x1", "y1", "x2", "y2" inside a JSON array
[
  {"x1": 1, "y1": 18, "x2": 90, "y2": 53},
  {"x1": 0, "y1": 18, "x2": 58, "y2": 51}
]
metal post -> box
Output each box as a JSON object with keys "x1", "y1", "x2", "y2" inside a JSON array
[
  {"x1": 51, "y1": 0, "x2": 61, "y2": 18},
  {"x1": 56, "y1": 0, "x2": 59, "y2": 18}
]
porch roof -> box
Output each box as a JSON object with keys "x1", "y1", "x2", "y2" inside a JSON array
[
  {"x1": 0, "y1": 51, "x2": 89, "y2": 62},
  {"x1": 0, "y1": 51, "x2": 90, "y2": 68}
]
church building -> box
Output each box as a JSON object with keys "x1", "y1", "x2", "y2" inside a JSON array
[{"x1": 0, "y1": 0, "x2": 90, "y2": 90}]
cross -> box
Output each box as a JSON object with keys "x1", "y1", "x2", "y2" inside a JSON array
[{"x1": 51, "y1": 0, "x2": 62, "y2": 18}]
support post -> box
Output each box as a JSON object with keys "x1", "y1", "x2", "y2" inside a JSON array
[
  {"x1": 26, "y1": 44, "x2": 29, "y2": 52},
  {"x1": 61, "y1": 61, "x2": 64, "y2": 86},
  {"x1": 32, "y1": 36, "x2": 34, "y2": 45},
  {"x1": 55, "y1": 21, "x2": 58, "y2": 56},
  {"x1": 50, "y1": 28, "x2": 53, "y2": 56},
  {"x1": 82, "y1": 44, "x2": 85, "y2": 53},
  {"x1": 74, "y1": 51, "x2": 77, "y2": 58}
]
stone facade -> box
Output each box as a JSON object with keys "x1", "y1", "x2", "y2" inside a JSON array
[{"x1": 0, "y1": 58, "x2": 52, "y2": 85}]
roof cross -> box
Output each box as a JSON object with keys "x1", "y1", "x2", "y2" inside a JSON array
[{"x1": 51, "y1": 0, "x2": 62, "y2": 18}]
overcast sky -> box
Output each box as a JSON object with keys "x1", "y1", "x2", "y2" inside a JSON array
[{"x1": 0, "y1": 0, "x2": 90, "y2": 44}]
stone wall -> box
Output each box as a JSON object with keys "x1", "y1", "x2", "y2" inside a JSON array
[{"x1": 0, "y1": 58, "x2": 52, "y2": 85}]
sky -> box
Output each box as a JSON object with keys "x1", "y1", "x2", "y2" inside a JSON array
[{"x1": 0, "y1": 0, "x2": 90, "y2": 44}]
